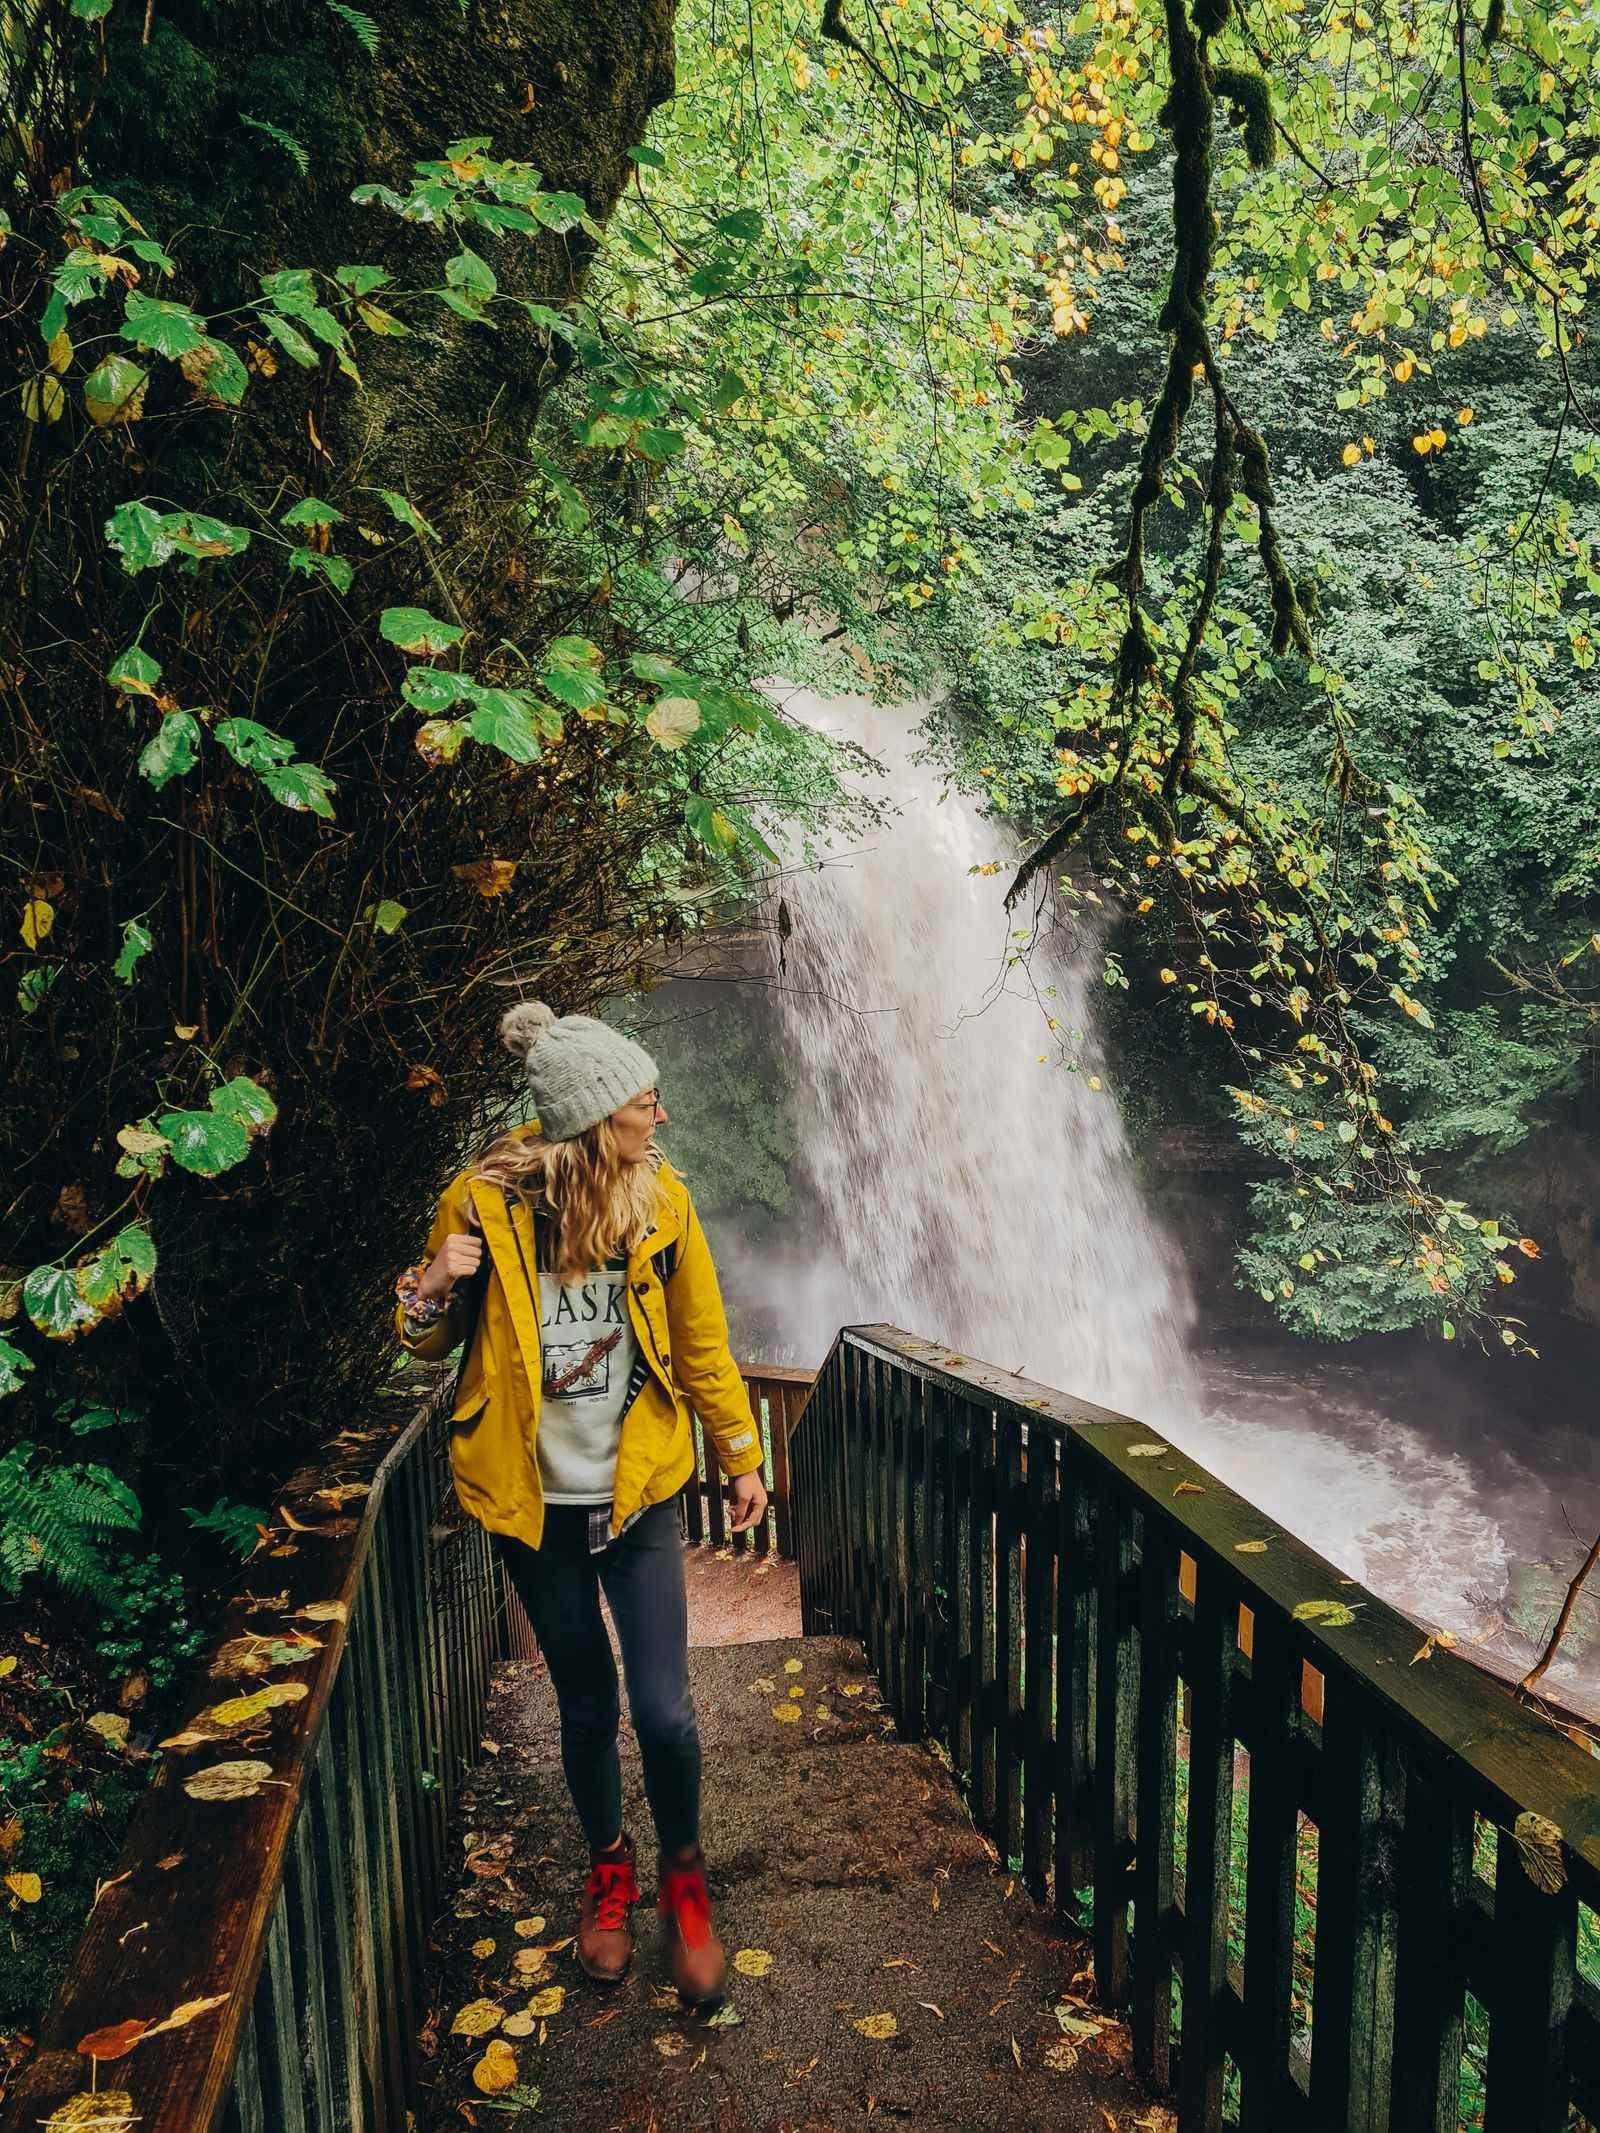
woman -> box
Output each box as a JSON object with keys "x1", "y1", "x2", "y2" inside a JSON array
[{"x1": 393, "y1": 1001, "x2": 769, "y2": 2004}]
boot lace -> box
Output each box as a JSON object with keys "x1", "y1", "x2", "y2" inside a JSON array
[
  {"x1": 587, "y1": 1855, "x2": 639, "y2": 1931},
  {"x1": 661, "y1": 1862, "x2": 713, "y2": 1950}
]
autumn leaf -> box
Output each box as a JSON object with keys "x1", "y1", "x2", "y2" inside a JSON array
[
  {"x1": 1127, "y1": 1443, "x2": 1166, "y2": 1458},
  {"x1": 473, "y1": 2038, "x2": 519, "y2": 2094},
  {"x1": 1411, "y1": 1630, "x2": 1457, "y2": 1664},
  {"x1": 21, "y1": 898, "x2": 55, "y2": 947},
  {"x1": 76, "y1": 2019, "x2": 151, "y2": 2064},
  {"x1": 1512, "y1": 1810, "x2": 1567, "y2": 1894},
  {"x1": 733, "y1": 1947, "x2": 773, "y2": 1977},
  {"x1": 1234, "y1": 1540, "x2": 1269, "y2": 1554},
  {"x1": 6, "y1": 1871, "x2": 43, "y2": 1902},
  {"x1": 86, "y1": 1712, "x2": 131, "y2": 1749},
  {"x1": 293, "y1": 1600, "x2": 348, "y2": 1623},
  {"x1": 853, "y1": 2013, "x2": 897, "y2": 2039},
  {"x1": 46, "y1": 2092, "x2": 137, "y2": 2131},
  {"x1": 1292, "y1": 1598, "x2": 1357, "y2": 1628},
  {"x1": 203, "y1": 1681, "x2": 309, "y2": 1728},
  {"x1": 512, "y1": 1915, "x2": 547, "y2": 1939},
  {"x1": 653, "y1": 2032, "x2": 687, "y2": 2057},
  {"x1": 182, "y1": 1758, "x2": 274, "y2": 1802},
  {"x1": 525, "y1": 1985, "x2": 566, "y2": 2017},
  {"x1": 783, "y1": 1657, "x2": 803, "y2": 1674},
  {"x1": 452, "y1": 858, "x2": 518, "y2": 898},
  {"x1": 772, "y1": 1702, "x2": 800, "y2": 1723},
  {"x1": 471, "y1": 1937, "x2": 496, "y2": 1959},
  {"x1": 1172, "y1": 1481, "x2": 1206, "y2": 1497},
  {"x1": 450, "y1": 1997, "x2": 503, "y2": 2038}
]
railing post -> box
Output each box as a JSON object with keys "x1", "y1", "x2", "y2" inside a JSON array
[
  {"x1": 1021, "y1": 1429, "x2": 1057, "y2": 1905},
  {"x1": 1091, "y1": 1477, "x2": 1138, "y2": 2006},
  {"x1": 1054, "y1": 1439, "x2": 1095, "y2": 1924},
  {"x1": 1131, "y1": 1509, "x2": 1179, "y2": 2093},
  {"x1": 1307, "y1": 1681, "x2": 1405, "y2": 2132}
]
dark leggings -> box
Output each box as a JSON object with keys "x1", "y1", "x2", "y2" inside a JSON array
[{"x1": 490, "y1": 1495, "x2": 701, "y2": 1856}]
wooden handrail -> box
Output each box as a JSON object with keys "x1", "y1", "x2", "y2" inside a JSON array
[
  {"x1": 789, "y1": 1323, "x2": 1600, "y2": 2131},
  {"x1": 1, "y1": 1363, "x2": 523, "y2": 2133}
]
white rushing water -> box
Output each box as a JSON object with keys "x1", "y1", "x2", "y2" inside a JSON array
[
  {"x1": 741, "y1": 688, "x2": 1528, "y2": 1660},
  {"x1": 758, "y1": 686, "x2": 1198, "y2": 1424}
]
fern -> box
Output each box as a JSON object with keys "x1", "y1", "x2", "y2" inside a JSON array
[
  {"x1": 240, "y1": 114, "x2": 311, "y2": 178},
  {"x1": 0, "y1": 1443, "x2": 141, "y2": 1605},
  {"x1": 324, "y1": 0, "x2": 378, "y2": 55}
]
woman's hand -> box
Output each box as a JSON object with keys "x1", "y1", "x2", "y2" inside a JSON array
[
  {"x1": 727, "y1": 1470, "x2": 769, "y2": 1533},
  {"x1": 417, "y1": 1225, "x2": 483, "y2": 1302}
]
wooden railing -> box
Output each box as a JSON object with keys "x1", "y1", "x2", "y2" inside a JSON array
[
  {"x1": 1, "y1": 1364, "x2": 532, "y2": 2133},
  {"x1": 788, "y1": 1325, "x2": 1600, "y2": 2133},
  {"x1": 0, "y1": 1353, "x2": 804, "y2": 2133},
  {"x1": 685, "y1": 1363, "x2": 812, "y2": 1560}
]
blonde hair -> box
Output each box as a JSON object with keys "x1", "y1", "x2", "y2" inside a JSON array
[{"x1": 470, "y1": 1122, "x2": 662, "y2": 1285}]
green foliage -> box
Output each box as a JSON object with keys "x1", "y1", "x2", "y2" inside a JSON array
[
  {"x1": 0, "y1": 1445, "x2": 142, "y2": 1604},
  {"x1": 182, "y1": 1496, "x2": 271, "y2": 1561},
  {"x1": 90, "y1": 1548, "x2": 209, "y2": 1688}
]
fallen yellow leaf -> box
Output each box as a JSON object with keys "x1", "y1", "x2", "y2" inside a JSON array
[
  {"x1": 6, "y1": 1871, "x2": 43, "y2": 1903},
  {"x1": 525, "y1": 1985, "x2": 565, "y2": 2017},
  {"x1": 472, "y1": 2038, "x2": 518, "y2": 2094},
  {"x1": 854, "y1": 2013, "x2": 897, "y2": 2039},
  {"x1": 450, "y1": 1998, "x2": 503, "y2": 2038},
  {"x1": 734, "y1": 1947, "x2": 773, "y2": 1977},
  {"x1": 772, "y1": 1702, "x2": 801, "y2": 1724}
]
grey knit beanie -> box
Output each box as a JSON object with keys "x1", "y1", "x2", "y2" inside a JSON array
[{"x1": 498, "y1": 1001, "x2": 659, "y2": 1143}]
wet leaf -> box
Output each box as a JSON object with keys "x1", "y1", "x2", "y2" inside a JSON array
[
  {"x1": 654, "y1": 2032, "x2": 688, "y2": 2057},
  {"x1": 86, "y1": 1712, "x2": 131, "y2": 1749},
  {"x1": 6, "y1": 1871, "x2": 42, "y2": 1902},
  {"x1": 471, "y1": 1937, "x2": 496, "y2": 1959},
  {"x1": 46, "y1": 2092, "x2": 137, "y2": 2131},
  {"x1": 839, "y1": 1682, "x2": 865, "y2": 1698},
  {"x1": 512, "y1": 1915, "x2": 548, "y2": 1939},
  {"x1": 748, "y1": 1677, "x2": 776, "y2": 1695},
  {"x1": 294, "y1": 1601, "x2": 348, "y2": 1623},
  {"x1": 144, "y1": 1993, "x2": 229, "y2": 2038},
  {"x1": 1234, "y1": 1541, "x2": 1269, "y2": 1554},
  {"x1": 76, "y1": 2019, "x2": 147, "y2": 2061},
  {"x1": 919, "y1": 2001, "x2": 945, "y2": 2018},
  {"x1": 783, "y1": 1658, "x2": 804, "y2": 1674},
  {"x1": 0, "y1": 1656, "x2": 16, "y2": 1679},
  {"x1": 183, "y1": 1758, "x2": 275, "y2": 1802},
  {"x1": 1043, "y1": 2037, "x2": 1079, "y2": 2073},
  {"x1": 512, "y1": 1948, "x2": 550, "y2": 1980},
  {"x1": 1292, "y1": 1598, "x2": 1357, "y2": 1628},
  {"x1": 204, "y1": 1681, "x2": 309, "y2": 1727},
  {"x1": 1411, "y1": 1630, "x2": 1458, "y2": 1664},
  {"x1": 1054, "y1": 2005, "x2": 1109, "y2": 2038},
  {"x1": 473, "y1": 2038, "x2": 519, "y2": 2094},
  {"x1": 1512, "y1": 1811, "x2": 1567, "y2": 1894},
  {"x1": 1172, "y1": 1481, "x2": 1206, "y2": 1497},
  {"x1": 705, "y1": 2004, "x2": 743, "y2": 2028},
  {"x1": 453, "y1": 858, "x2": 518, "y2": 898},
  {"x1": 853, "y1": 2013, "x2": 897, "y2": 2039},
  {"x1": 1011, "y1": 2035, "x2": 1023, "y2": 2070},
  {"x1": 450, "y1": 1997, "x2": 503, "y2": 2038},
  {"x1": 501, "y1": 2009, "x2": 536, "y2": 2038},
  {"x1": 525, "y1": 1985, "x2": 565, "y2": 2017},
  {"x1": 733, "y1": 1947, "x2": 773, "y2": 1977},
  {"x1": 772, "y1": 1702, "x2": 800, "y2": 1724},
  {"x1": 1127, "y1": 1444, "x2": 1167, "y2": 1457}
]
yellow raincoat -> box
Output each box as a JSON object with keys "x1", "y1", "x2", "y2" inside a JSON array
[{"x1": 394, "y1": 1140, "x2": 763, "y2": 1550}]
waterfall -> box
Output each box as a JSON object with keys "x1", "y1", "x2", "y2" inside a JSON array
[{"x1": 754, "y1": 687, "x2": 1198, "y2": 1425}]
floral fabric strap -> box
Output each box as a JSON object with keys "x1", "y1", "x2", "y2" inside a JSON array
[{"x1": 395, "y1": 1260, "x2": 447, "y2": 1326}]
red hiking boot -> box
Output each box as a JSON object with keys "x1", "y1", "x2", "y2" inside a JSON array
[
  {"x1": 577, "y1": 1833, "x2": 640, "y2": 1983},
  {"x1": 657, "y1": 1845, "x2": 727, "y2": 2006}
]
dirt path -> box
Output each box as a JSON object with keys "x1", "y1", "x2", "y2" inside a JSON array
[{"x1": 414, "y1": 1597, "x2": 1165, "y2": 2130}]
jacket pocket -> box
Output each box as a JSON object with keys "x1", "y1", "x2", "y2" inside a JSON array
[{"x1": 449, "y1": 1387, "x2": 490, "y2": 1428}]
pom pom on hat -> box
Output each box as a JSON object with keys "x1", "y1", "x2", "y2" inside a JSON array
[{"x1": 499, "y1": 1000, "x2": 556, "y2": 1059}]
